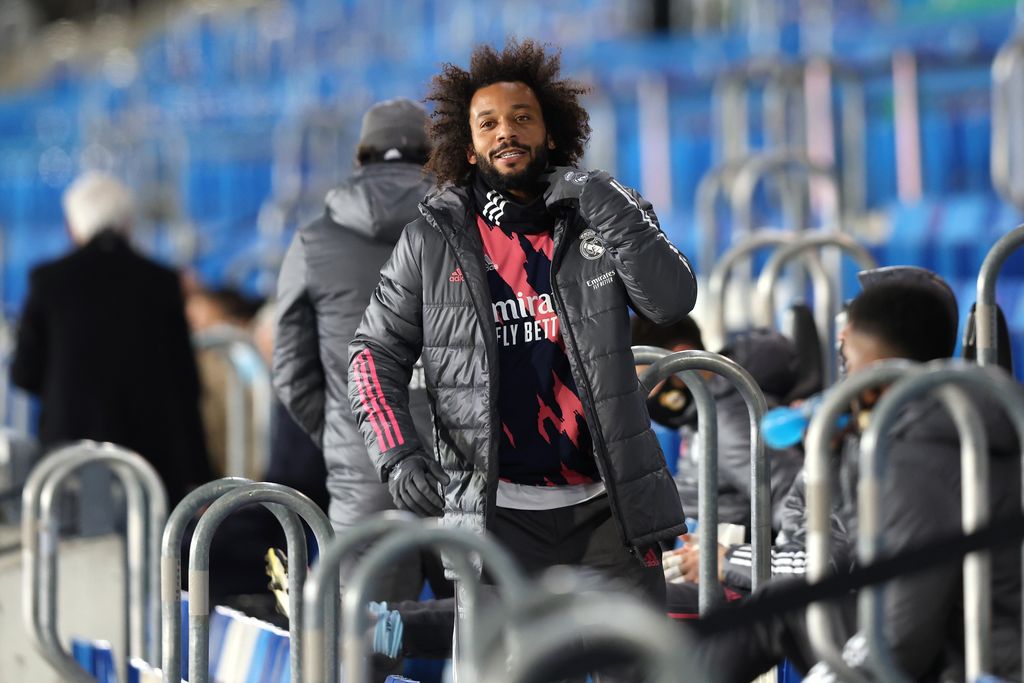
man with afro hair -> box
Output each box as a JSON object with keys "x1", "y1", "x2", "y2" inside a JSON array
[{"x1": 347, "y1": 39, "x2": 697, "y2": 657}]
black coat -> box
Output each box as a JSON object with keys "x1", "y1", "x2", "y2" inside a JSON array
[
  {"x1": 348, "y1": 174, "x2": 698, "y2": 550},
  {"x1": 10, "y1": 231, "x2": 210, "y2": 504}
]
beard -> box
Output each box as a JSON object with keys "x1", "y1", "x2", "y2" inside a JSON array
[{"x1": 475, "y1": 142, "x2": 549, "y2": 196}]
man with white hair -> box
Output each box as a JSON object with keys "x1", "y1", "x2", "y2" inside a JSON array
[{"x1": 11, "y1": 171, "x2": 210, "y2": 505}]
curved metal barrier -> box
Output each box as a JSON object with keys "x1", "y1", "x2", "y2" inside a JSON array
[
  {"x1": 753, "y1": 231, "x2": 877, "y2": 387},
  {"x1": 992, "y1": 33, "x2": 1024, "y2": 211},
  {"x1": 193, "y1": 328, "x2": 272, "y2": 479},
  {"x1": 185, "y1": 482, "x2": 334, "y2": 683},
  {"x1": 301, "y1": 511, "x2": 418, "y2": 683},
  {"x1": 858, "y1": 362, "x2": 1024, "y2": 682},
  {"x1": 477, "y1": 567, "x2": 712, "y2": 683},
  {"x1": 638, "y1": 349, "x2": 771, "y2": 592},
  {"x1": 730, "y1": 149, "x2": 842, "y2": 241},
  {"x1": 633, "y1": 346, "x2": 719, "y2": 612},
  {"x1": 340, "y1": 524, "x2": 530, "y2": 683},
  {"x1": 975, "y1": 224, "x2": 1024, "y2": 368},
  {"x1": 21, "y1": 441, "x2": 167, "y2": 683},
  {"x1": 160, "y1": 477, "x2": 249, "y2": 683},
  {"x1": 803, "y1": 359, "x2": 915, "y2": 683},
  {"x1": 704, "y1": 228, "x2": 833, "y2": 351}
]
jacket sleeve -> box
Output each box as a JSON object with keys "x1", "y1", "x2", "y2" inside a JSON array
[
  {"x1": 273, "y1": 233, "x2": 327, "y2": 447},
  {"x1": 348, "y1": 223, "x2": 427, "y2": 479},
  {"x1": 10, "y1": 269, "x2": 47, "y2": 394},
  {"x1": 579, "y1": 172, "x2": 698, "y2": 323}
]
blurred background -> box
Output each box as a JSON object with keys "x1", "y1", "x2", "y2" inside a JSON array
[{"x1": 2, "y1": 0, "x2": 1024, "y2": 367}]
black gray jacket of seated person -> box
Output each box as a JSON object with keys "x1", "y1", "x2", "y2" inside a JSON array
[
  {"x1": 348, "y1": 177, "x2": 698, "y2": 550},
  {"x1": 721, "y1": 465, "x2": 852, "y2": 592},
  {"x1": 273, "y1": 161, "x2": 436, "y2": 531},
  {"x1": 674, "y1": 329, "x2": 807, "y2": 534},
  {"x1": 824, "y1": 387, "x2": 1021, "y2": 681}
]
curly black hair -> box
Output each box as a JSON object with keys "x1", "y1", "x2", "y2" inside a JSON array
[{"x1": 425, "y1": 39, "x2": 591, "y2": 187}]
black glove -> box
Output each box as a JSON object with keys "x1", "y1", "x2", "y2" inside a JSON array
[
  {"x1": 386, "y1": 454, "x2": 450, "y2": 517},
  {"x1": 540, "y1": 166, "x2": 594, "y2": 210}
]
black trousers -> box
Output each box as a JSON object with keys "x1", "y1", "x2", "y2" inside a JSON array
[{"x1": 490, "y1": 494, "x2": 667, "y2": 609}]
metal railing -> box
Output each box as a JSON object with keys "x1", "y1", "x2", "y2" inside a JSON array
[
  {"x1": 160, "y1": 477, "x2": 248, "y2": 683},
  {"x1": 0, "y1": 428, "x2": 38, "y2": 522},
  {"x1": 340, "y1": 524, "x2": 529, "y2": 683},
  {"x1": 992, "y1": 28, "x2": 1024, "y2": 211},
  {"x1": 475, "y1": 566, "x2": 711, "y2": 683},
  {"x1": 21, "y1": 441, "x2": 168, "y2": 683},
  {"x1": 804, "y1": 360, "x2": 914, "y2": 683},
  {"x1": 975, "y1": 225, "x2": 1024, "y2": 368},
  {"x1": 704, "y1": 228, "x2": 833, "y2": 351},
  {"x1": 193, "y1": 328, "x2": 272, "y2": 479},
  {"x1": 753, "y1": 232, "x2": 877, "y2": 387},
  {"x1": 184, "y1": 481, "x2": 334, "y2": 683},
  {"x1": 636, "y1": 348, "x2": 771, "y2": 592},
  {"x1": 857, "y1": 361, "x2": 1024, "y2": 682},
  {"x1": 301, "y1": 511, "x2": 417, "y2": 683},
  {"x1": 633, "y1": 345, "x2": 720, "y2": 612}
]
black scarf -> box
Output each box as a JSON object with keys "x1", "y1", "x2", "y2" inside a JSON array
[{"x1": 472, "y1": 172, "x2": 554, "y2": 235}]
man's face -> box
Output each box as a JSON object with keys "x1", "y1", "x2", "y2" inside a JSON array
[
  {"x1": 467, "y1": 81, "x2": 555, "y2": 198},
  {"x1": 837, "y1": 322, "x2": 893, "y2": 375}
]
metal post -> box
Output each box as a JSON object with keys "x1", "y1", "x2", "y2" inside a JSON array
[
  {"x1": 302, "y1": 512, "x2": 417, "y2": 683},
  {"x1": 160, "y1": 477, "x2": 250, "y2": 683},
  {"x1": 342, "y1": 526, "x2": 530, "y2": 683},
  {"x1": 859, "y1": 362, "x2": 1024, "y2": 681},
  {"x1": 704, "y1": 229, "x2": 833, "y2": 351},
  {"x1": 496, "y1": 595, "x2": 703, "y2": 683},
  {"x1": 186, "y1": 482, "x2": 334, "y2": 683},
  {"x1": 21, "y1": 442, "x2": 167, "y2": 683},
  {"x1": 803, "y1": 360, "x2": 914, "y2": 683},
  {"x1": 753, "y1": 232, "x2": 877, "y2": 386},
  {"x1": 730, "y1": 149, "x2": 842, "y2": 242},
  {"x1": 976, "y1": 225, "x2": 1024, "y2": 367},
  {"x1": 633, "y1": 346, "x2": 719, "y2": 612},
  {"x1": 991, "y1": 37, "x2": 1024, "y2": 211},
  {"x1": 639, "y1": 350, "x2": 771, "y2": 591}
]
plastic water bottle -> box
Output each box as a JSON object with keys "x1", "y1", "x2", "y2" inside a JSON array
[{"x1": 761, "y1": 394, "x2": 849, "y2": 449}]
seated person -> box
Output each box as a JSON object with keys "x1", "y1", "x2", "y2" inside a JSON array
[
  {"x1": 632, "y1": 316, "x2": 807, "y2": 536},
  {"x1": 693, "y1": 271, "x2": 1022, "y2": 682}
]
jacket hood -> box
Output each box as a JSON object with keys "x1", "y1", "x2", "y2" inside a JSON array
[
  {"x1": 326, "y1": 162, "x2": 434, "y2": 243},
  {"x1": 889, "y1": 380, "x2": 1020, "y2": 457}
]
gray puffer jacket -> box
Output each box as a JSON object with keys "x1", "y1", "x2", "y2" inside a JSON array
[
  {"x1": 274, "y1": 162, "x2": 435, "y2": 530},
  {"x1": 348, "y1": 173, "x2": 698, "y2": 550}
]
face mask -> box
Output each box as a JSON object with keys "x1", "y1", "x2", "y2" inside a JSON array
[{"x1": 646, "y1": 377, "x2": 691, "y2": 429}]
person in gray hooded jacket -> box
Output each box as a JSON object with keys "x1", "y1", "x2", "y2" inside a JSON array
[
  {"x1": 348, "y1": 40, "x2": 697, "y2": 637},
  {"x1": 274, "y1": 99, "x2": 449, "y2": 613}
]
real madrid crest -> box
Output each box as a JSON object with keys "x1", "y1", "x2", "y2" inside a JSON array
[{"x1": 579, "y1": 229, "x2": 605, "y2": 260}]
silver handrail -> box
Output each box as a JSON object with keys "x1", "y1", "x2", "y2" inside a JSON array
[
  {"x1": 186, "y1": 482, "x2": 335, "y2": 683},
  {"x1": 341, "y1": 525, "x2": 531, "y2": 683},
  {"x1": 639, "y1": 350, "x2": 771, "y2": 591},
  {"x1": 488, "y1": 587, "x2": 707, "y2": 683},
  {"x1": 753, "y1": 232, "x2": 877, "y2": 387},
  {"x1": 991, "y1": 35, "x2": 1024, "y2": 211},
  {"x1": 804, "y1": 360, "x2": 915, "y2": 683},
  {"x1": 193, "y1": 328, "x2": 272, "y2": 479},
  {"x1": 632, "y1": 346, "x2": 719, "y2": 612},
  {"x1": 21, "y1": 441, "x2": 167, "y2": 683},
  {"x1": 160, "y1": 477, "x2": 249, "y2": 683},
  {"x1": 859, "y1": 362, "x2": 1024, "y2": 682},
  {"x1": 301, "y1": 511, "x2": 416, "y2": 683},
  {"x1": 976, "y1": 225, "x2": 1024, "y2": 367},
  {"x1": 730, "y1": 149, "x2": 842, "y2": 241},
  {"x1": 704, "y1": 228, "x2": 833, "y2": 351}
]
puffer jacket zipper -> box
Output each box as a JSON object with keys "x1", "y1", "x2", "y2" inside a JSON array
[{"x1": 549, "y1": 214, "x2": 632, "y2": 551}]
